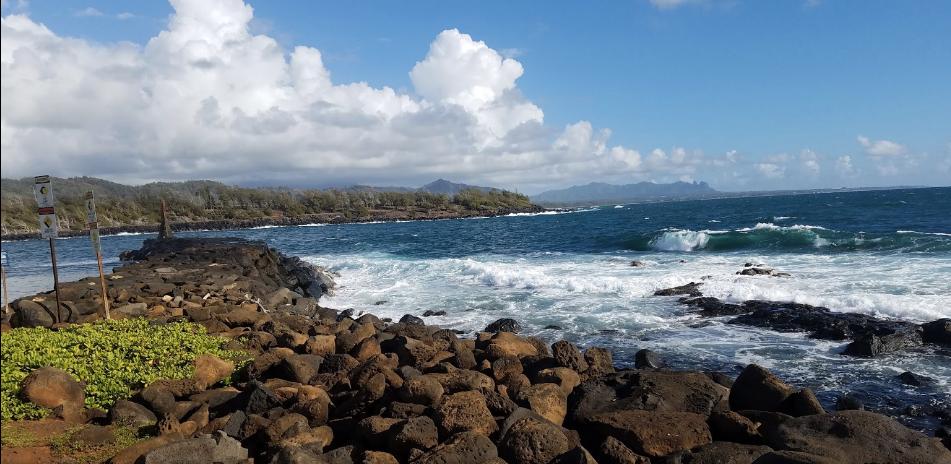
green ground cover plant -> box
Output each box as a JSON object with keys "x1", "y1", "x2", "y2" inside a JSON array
[{"x1": 1, "y1": 318, "x2": 245, "y2": 420}]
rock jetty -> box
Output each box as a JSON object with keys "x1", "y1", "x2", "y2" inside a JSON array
[{"x1": 2, "y1": 238, "x2": 949, "y2": 464}]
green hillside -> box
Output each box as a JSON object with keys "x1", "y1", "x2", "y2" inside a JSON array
[{"x1": 0, "y1": 177, "x2": 534, "y2": 235}]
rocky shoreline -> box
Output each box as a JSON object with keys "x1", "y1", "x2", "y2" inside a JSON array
[
  {"x1": 2, "y1": 238, "x2": 949, "y2": 464},
  {"x1": 0, "y1": 206, "x2": 545, "y2": 241}
]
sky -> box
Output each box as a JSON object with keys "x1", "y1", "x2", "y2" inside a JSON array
[{"x1": 1, "y1": 0, "x2": 949, "y2": 194}]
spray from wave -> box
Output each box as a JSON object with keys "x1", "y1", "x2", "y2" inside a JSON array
[{"x1": 628, "y1": 223, "x2": 951, "y2": 253}]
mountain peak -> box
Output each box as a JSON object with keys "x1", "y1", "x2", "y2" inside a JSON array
[{"x1": 532, "y1": 180, "x2": 717, "y2": 205}]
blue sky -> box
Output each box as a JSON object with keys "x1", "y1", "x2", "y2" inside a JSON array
[{"x1": 2, "y1": 0, "x2": 949, "y2": 192}]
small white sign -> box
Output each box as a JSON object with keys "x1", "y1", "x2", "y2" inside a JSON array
[
  {"x1": 39, "y1": 213, "x2": 59, "y2": 239},
  {"x1": 34, "y1": 175, "x2": 58, "y2": 238},
  {"x1": 33, "y1": 175, "x2": 55, "y2": 209}
]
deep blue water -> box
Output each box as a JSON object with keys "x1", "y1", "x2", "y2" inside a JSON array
[{"x1": 2, "y1": 187, "x2": 950, "y2": 431}]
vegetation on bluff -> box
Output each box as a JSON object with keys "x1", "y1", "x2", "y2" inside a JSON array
[{"x1": 0, "y1": 177, "x2": 535, "y2": 235}]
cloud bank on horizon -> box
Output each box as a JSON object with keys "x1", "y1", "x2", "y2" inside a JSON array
[{"x1": 0, "y1": 0, "x2": 946, "y2": 192}]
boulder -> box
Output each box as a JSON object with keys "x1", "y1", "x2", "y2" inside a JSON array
[
  {"x1": 633, "y1": 349, "x2": 663, "y2": 369},
  {"x1": 552, "y1": 341, "x2": 589, "y2": 372},
  {"x1": 751, "y1": 451, "x2": 840, "y2": 464},
  {"x1": 485, "y1": 332, "x2": 539, "y2": 359},
  {"x1": 394, "y1": 336, "x2": 439, "y2": 368},
  {"x1": 842, "y1": 328, "x2": 922, "y2": 357},
  {"x1": 281, "y1": 354, "x2": 324, "y2": 384},
  {"x1": 654, "y1": 282, "x2": 702, "y2": 297},
  {"x1": 587, "y1": 410, "x2": 712, "y2": 457},
  {"x1": 676, "y1": 442, "x2": 772, "y2": 464},
  {"x1": 388, "y1": 416, "x2": 439, "y2": 458},
  {"x1": 399, "y1": 375, "x2": 445, "y2": 406},
  {"x1": 20, "y1": 367, "x2": 85, "y2": 412},
  {"x1": 12, "y1": 299, "x2": 54, "y2": 327},
  {"x1": 400, "y1": 314, "x2": 426, "y2": 326},
  {"x1": 598, "y1": 435, "x2": 649, "y2": 464},
  {"x1": 193, "y1": 355, "x2": 235, "y2": 390},
  {"x1": 922, "y1": 318, "x2": 951, "y2": 345},
  {"x1": 109, "y1": 400, "x2": 158, "y2": 428},
  {"x1": 485, "y1": 318, "x2": 522, "y2": 333},
  {"x1": 413, "y1": 431, "x2": 499, "y2": 464},
  {"x1": 535, "y1": 367, "x2": 581, "y2": 396},
  {"x1": 516, "y1": 383, "x2": 568, "y2": 426},
  {"x1": 709, "y1": 410, "x2": 762, "y2": 444},
  {"x1": 305, "y1": 335, "x2": 337, "y2": 356},
  {"x1": 263, "y1": 287, "x2": 301, "y2": 308},
  {"x1": 779, "y1": 389, "x2": 825, "y2": 417},
  {"x1": 582, "y1": 347, "x2": 615, "y2": 377},
  {"x1": 897, "y1": 371, "x2": 935, "y2": 387},
  {"x1": 142, "y1": 432, "x2": 248, "y2": 464},
  {"x1": 433, "y1": 390, "x2": 498, "y2": 437},
  {"x1": 761, "y1": 410, "x2": 951, "y2": 464},
  {"x1": 730, "y1": 364, "x2": 793, "y2": 413},
  {"x1": 356, "y1": 416, "x2": 403, "y2": 448},
  {"x1": 362, "y1": 451, "x2": 399, "y2": 464},
  {"x1": 491, "y1": 357, "x2": 524, "y2": 381},
  {"x1": 499, "y1": 416, "x2": 572, "y2": 464}
]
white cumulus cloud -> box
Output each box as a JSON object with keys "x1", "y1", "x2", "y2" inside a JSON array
[
  {"x1": 1, "y1": 0, "x2": 700, "y2": 190},
  {"x1": 857, "y1": 135, "x2": 906, "y2": 157}
]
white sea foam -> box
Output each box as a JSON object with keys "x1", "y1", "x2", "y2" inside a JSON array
[
  {"x1": 650, "y1": 229, "x2": 710, "y2": 251},
  {"x1": 774, "y1": 216, "x2": 795, "y2": 221},
  {"x1": 614, "y1": 205, "x2": 624, "y2": 209},
  {"x1": 250, "y1": 225, "x2": 283, "y2": 229},
  {"x1": 897, "y1": 230, "x2": 951, "y2": 236}
]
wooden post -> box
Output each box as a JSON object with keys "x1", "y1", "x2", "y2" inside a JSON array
[
  {"x1": 85, "y1": 191, "x2": 110, "y2": 319},
  {"x1": 49, "y1": 237, "x2": 62, "y2": 324},
  {"x1": 1, "y1": 256, "x2": 9, "y2": 316},
  {"x1": 95, "y1": 246, "x2": 110, "y2": 320},
  {"x1": 34, "y1": 175, "x2": 62, "y2": 323},
  {"x1": 159, "y1": 199, "x2": 173, "y2": 239}
]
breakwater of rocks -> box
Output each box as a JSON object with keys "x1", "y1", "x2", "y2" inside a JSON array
[{"x1": 2, "y1": 238, "x2": 949, "y2": 464}]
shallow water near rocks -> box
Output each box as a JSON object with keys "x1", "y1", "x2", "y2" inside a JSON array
[{"x1": 4, "y1": 187, "x2": 950, "y2": 432}]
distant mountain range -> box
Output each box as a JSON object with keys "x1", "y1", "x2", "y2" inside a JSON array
[
  {"x1": 345, "y1": 179, "x2": 496, "y2": 195},
  {"x1": 532, "y1": 181, "x2": 718, "y2": 205}
]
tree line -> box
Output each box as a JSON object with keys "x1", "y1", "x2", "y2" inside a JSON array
[{"x1": 0, "y1": 177, "x2": 534, "y2": 235}]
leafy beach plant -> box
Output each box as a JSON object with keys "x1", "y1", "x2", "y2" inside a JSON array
[{"x1": 1, "y1": 318, "x2": 245, "y2": 421}]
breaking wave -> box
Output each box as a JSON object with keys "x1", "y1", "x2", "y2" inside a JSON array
[{"x1": 629, "y1": 223, "x2": 951, "y2": 253}]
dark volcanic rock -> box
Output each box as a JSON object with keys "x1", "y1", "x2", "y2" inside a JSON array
[
  {"x1": 400, "y1": 314, "x2": 426, "y2": 326},
  {"x1": 654, "y1": 282, "x2": 702, "y2": 297},
  {"x1": 922, "y1": 318, "x2": 951, "y2": 345},
  {"x1": 485, "y1": 318, "x2": 523, "y2": 333},
  {"x1": 586, "y1": 409, "x2": 712, "y2": 458},
  {"x1": 729, "y1": 364, "x2": 793, "y2": 413},
  {"x1": 761, "y1": 410, "x2": 951, "y2": 464},
  {"x1": 680, "y1": 297, "x2": 747, "y2": 317},
  {"x1": 633, "y1": 349, "x2": 663, "y2": 369},
  {"x1": 413, "y1": 431, "x2": 499, "y2": 464},
  {"x1": 499, "y1": 415, "x2": 572, "y2": 464},
  {"x1": 897, "y1": 371, "x2": 935, "y2": 387},
  {"x1": 843, "y1": 327, "x2": 923, "y2": 357}
]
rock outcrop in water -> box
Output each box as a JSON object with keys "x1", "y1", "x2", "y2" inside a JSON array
[
  {"x1": 2, "y1": 239, "x2": 949, "y2": 463},
  {"x1": 654, "y1": 282, "x2": 948, "y2": 358}
]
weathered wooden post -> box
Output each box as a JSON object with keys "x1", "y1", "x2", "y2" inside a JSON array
[
  {"x1": 34, "y1": 175, "x2": 62, "y2": 323},
  {"x1": 159, "y1": 199, "x2": 174, "y2": 240},
  {"x1": 85, "y1": 191, "x2": 110, "y2": 319}
]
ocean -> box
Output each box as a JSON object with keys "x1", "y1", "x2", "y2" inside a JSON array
[{"x1": 2, "y1": 187, "x2": 950, "y2": 431}]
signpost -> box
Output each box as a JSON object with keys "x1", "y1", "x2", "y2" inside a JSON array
[
  {"x1": 1, "y1": 250, "x2": 9, "y2": 316},
  {"x1": 34, "y1": 175, "x2": 62, "y2": 323},
  {"x1": 85, "y1": 191, "x2": 110, "y2": 319}
]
